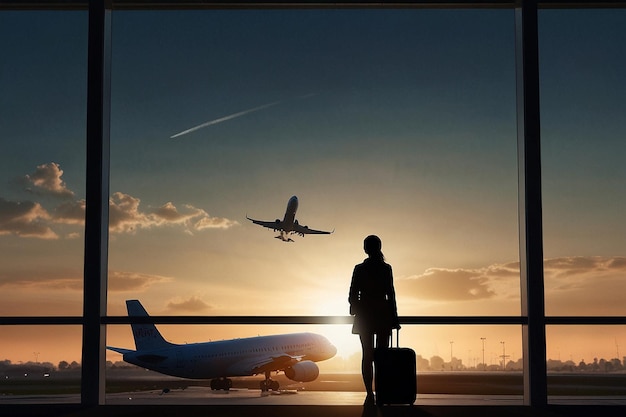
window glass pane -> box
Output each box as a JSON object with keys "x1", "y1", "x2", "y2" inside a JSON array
[
  {"x1": 108, "y1": 9, "x2": 518, "y2": 317},
  {"x1": 106, "y1": 323, "x2": 522, "y2": 404},
  {"x1": 0, "y1": 325, "x2": 82, "y2": 403},
  {"x1": 540, "y1": 10, "x2": 626, "y2": 316},
  {"x1": 547, "y1": 325, "x2": 626, "y2": 403},
  {"x1": 0, "y1": 11, "x2": 87, "y2": 316}
]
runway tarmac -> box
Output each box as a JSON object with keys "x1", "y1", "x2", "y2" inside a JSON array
[
  {"x1": 106, "y1": 387, "x2": 626, "y2": 406},
  {"x1": 108, "y1": 386, "x2": 369, "y2": 405}
]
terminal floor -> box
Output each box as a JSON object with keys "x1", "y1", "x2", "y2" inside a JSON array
[
  {"x1": 2, "y1": 403, "x2": 626, "y2": 417},
  {"x1": 2, "y1": 390, "x2": 626, "y2": 417}
]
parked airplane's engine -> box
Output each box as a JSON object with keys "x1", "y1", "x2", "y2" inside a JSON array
[{"x1": 284, "y1": 360, "x2": 319, "y2": 382}]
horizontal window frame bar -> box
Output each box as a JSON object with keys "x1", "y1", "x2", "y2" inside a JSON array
[
  {"x1": 2, "y1": 316, "x2": 625, "y2": 326},
  {"x1": 3, "y1": 1, "x2": 626, "y2": 11},
  {"x1": 104, "y1": 315, "x2": 529, "y2": 325}
]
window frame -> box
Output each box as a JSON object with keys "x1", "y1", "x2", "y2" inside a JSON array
[{"x1": 2, "y1": 0, "x2": 626, "y2": 410}]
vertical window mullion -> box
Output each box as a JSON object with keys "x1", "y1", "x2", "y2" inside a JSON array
[
  {"x1": 515, "y1": 0, "x2": 548, "y2": 407},
  {"x1": 82, "y1": 0, "x2": 112, "y2": 406}
]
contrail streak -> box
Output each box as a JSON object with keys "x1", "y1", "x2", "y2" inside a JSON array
[{"x1": 170, "y1": 100, "x2": 283, "y2": 139}]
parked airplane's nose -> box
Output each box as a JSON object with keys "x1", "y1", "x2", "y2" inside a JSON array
[
  {"x1": 321, "y1": 337, "x2": 337, "y2": 358},
  {"x1": 312, "y1": 334, "x2": 337, "y2": 359},
  {"x1": 328, "y1": 342, "x2": 337, "y2": 358}
]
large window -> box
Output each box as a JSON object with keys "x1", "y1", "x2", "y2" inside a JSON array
[
  {"x1": 108, "y1": 8, "x2": 518, "y2": 317},
  {"x1": 0, "y1": 9, "x2": 87, "y2": 402},
  {"x1": 0, "y1": 11, "x2": 86, "y2": 405},
  {"x1": 2, "y1": 0, "x2": 625, "y2": 410},
  {"x1": 0, "y1": 11, "x2": 87, "y2": 317},
  {"x1": 104, "y1": 10, "x2": 519, "y2": 402},
  {"x1": 539, "y1": 8, "x2": 626, "y2": 402},
  {"x1": 540, "y1": 9, "x2": 626, "y2": 317}
]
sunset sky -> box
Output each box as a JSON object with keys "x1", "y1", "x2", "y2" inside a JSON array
[{"x1": 1, "y1": 8, "x2": 624, "y2": 368}]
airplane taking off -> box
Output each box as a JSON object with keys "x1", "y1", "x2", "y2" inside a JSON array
[
  {"x1": 246, "y1": 195, "x2": 333, "y2": 242},
  {"x1": 107, "y1": 300, "x2": 337, "y2": 391}
]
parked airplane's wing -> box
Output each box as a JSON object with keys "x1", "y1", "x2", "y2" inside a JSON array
[
  {"x1": 292, "y1": 223, "x2": 333, "y2": 235},
  {"x1": 228, "y1": 353, "x2": 300, "y2": 376}
]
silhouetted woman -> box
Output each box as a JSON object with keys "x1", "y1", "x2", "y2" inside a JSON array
[{"x1": 349, "y1": 235, "x2": 400, "y2": 405}]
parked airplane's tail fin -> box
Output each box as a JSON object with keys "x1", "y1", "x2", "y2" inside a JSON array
[{"x1": 126, "y1": 300, "x2": 174, "y2": 351}]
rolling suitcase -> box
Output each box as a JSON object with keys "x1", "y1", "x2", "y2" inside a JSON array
[{"x1": 374, "y1": 329, "x2": 417, "y2": 406}]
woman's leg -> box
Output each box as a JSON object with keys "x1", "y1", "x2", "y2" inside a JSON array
[{"x1": 359, "y1": 332, "x2": 375, "y2": 395}]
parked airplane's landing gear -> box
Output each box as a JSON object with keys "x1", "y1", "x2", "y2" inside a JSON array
[
  {"x1": 210, "y1": 377, "x2": 232, "y2": 391},
  {"x1": 260, "y1": 371, "x2": 280, "y2": 392},
  {"x1": 260, "y1": 379, "x2": 280, "y2": 392}
]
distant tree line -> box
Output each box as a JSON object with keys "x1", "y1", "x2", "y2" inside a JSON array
[
  {"x1": 414, "y1": 355, "x2": 626, "y2": 373},
  {"x1": 2, "y1": 355, "x2": 626, "y2": 375},
  {"x1": 0, "y1": 359, "x2": 135, "y2": 376}
]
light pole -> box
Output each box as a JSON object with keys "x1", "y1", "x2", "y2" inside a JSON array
[
  {"x1": 450, "y1": 341, "x2": 454, "y2": 371},
  {"x1": 500, "y1": 341, "x2": 509, "y2": 371},
  {"x1": 481, "y1": 337, "x2": 486, "y2": 371}
]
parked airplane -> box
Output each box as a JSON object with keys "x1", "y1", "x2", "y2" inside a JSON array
[
  {"x1": 107, "y1": 300, "x2": 337, "y2": 391},
  {"x1": 246, "y1": 195, "x2": 333, "y2": 242}
]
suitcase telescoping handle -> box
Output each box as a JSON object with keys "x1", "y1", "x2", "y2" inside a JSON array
[{"x1": 390, "y1": 328, "x2": 400, "y2": 348}]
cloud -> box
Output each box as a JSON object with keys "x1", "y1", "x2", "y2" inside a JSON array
[
  {"x1": 0, "y1": 269, "x2": 171, "y2": 293},
  {"x1": 542, "y1": 256, "x2": 626, "y2": 315},
  {"x1": 398, "y1": 256, "x2": 626, "y2": 315},
  {"x1": 400, "y1": 267, "x2": 497, "y2": 301},
  {"x1": 38, "y1": 278, "x2": 83, "y2": 291},
  {"x1": 166, "y1": 296, "x2": 213, "y2": 313},
  {"x1": 543, "y1": 256, "x2": 617, "y2": 285},
  {"x1": 4, "y1": 163, "x2": 239, "y2": 239},
  {"x1": 24, "y1": 162, "x2": 75, "y2": 198},
  {"x1": 542, "y1": 256, "x2": 626, "y2": 290},
  {"x1": 108, "y1": 192, "x2": 151, "y2": 233},
  {"x1": 1, "y1": 191, "x2": 238, "y2": 239},
  {"x1": 108, "y1": 271, "x2": 173, "y2": 292},
  {"x1": 0, "y1": 198, "x2": 58, "y2": 239},
  {"x1": 53, "y1": 199, "x2": 85, "y2": 225},
  {"x1": 110, "y1": 192, "x2": 239, "y2": 234},
  {"x1": 151, "y1": 202, "x2": 238, "y2": 231},
  {"x1": 0, "y1": 270, "x2": 82, "y2": 291},
  {"x1": 193, "y1": 212, "x2": 239, "y2": 230}
]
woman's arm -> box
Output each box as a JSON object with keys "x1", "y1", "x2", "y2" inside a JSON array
[
  {"x1": 387, "y1": 265, "x2": 401, "y2": 329},
  {"x1": 348, "y1": 266, "x2": 360, "y2": 314}
]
